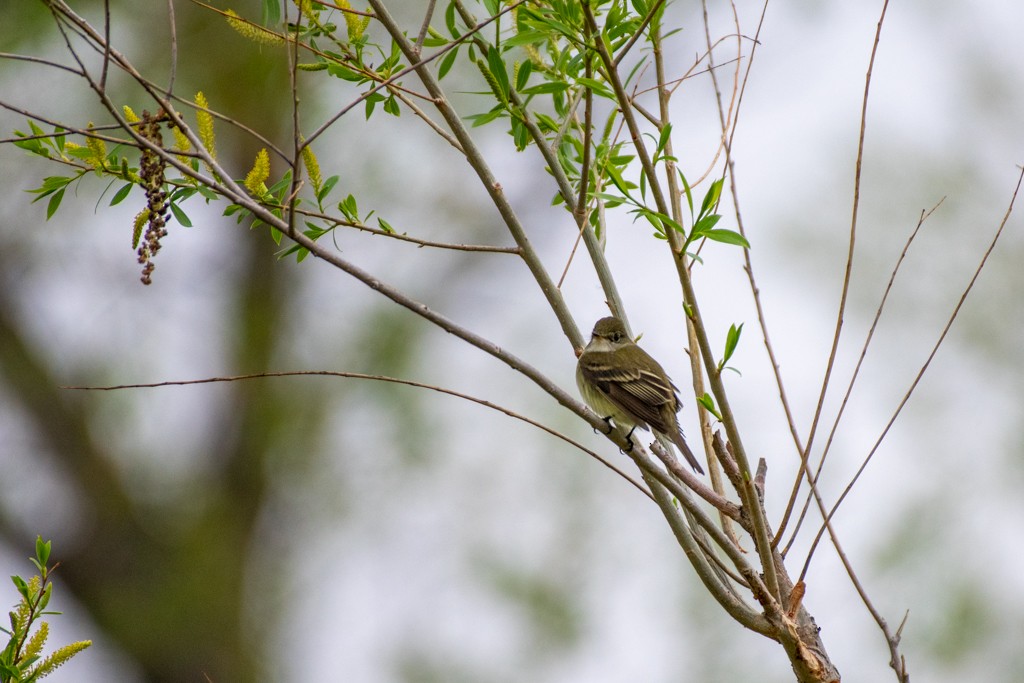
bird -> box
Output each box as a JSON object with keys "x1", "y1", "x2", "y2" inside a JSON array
[{"x1": 576, "y1": 316, "x2": 704, "y2": 474}]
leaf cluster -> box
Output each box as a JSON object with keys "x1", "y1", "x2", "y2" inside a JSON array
[{"x1": 0, "y1": 538, "x2": 91, "y2": 683}]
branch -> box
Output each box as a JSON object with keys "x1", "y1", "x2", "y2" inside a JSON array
[
  {"x1": 367, "y1": 0, "x2": 584, "y2": 350},
  {"x1": 63, "y1": 370, "x2": 653, "y2": 500},
  {"x1": 450, "y1": 0, "x2": 629, "y2": 327}
]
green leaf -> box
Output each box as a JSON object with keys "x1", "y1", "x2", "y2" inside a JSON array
[
  {"x1": 656, "y1": 123, "x2": 672, "y2": 156},
  {"x1": 699, "y1": 177, "x2": 723, "y2": 217},
  {"x1": 722, "y1": 322, "x2": 743, "y2": 367},
  {"x1": 692, "y1": 213, "x2": 721, "y2": 236},
  {"x1": 421, "y1": 34, "x2": 448, "y2": 48},
  {"x1": 466, "y1": 108, "x2": 505, "y2": 127},
  {"x1": 46, "y1": 188, "x2": 65, "y2": 219},
  {"x1": 339, "y1": 193, "x2": 359, "y2": 221},
  {"x1": 11, "y1": 575, "x2": 29, "y2": 600},
  {"x1": 29, "y1": 175, "x2": 72, "y2": 199},
  {"x1": 702, "y1": 228, "x2": 750, "y2": 248},
  {"x1": 603, "y1": 163, "x2": 635, "y2": 200},
  {"x1": 576, "y1": 77, "x2": 615, "y2": 100},
  {"x1": 364, "y1": 91, "x2": 385, "y2": 119},
  {"x1": 438, "y1": 48, "x2": 459, "y2": 80},
  {"x1": 678, "y1": 169, "x2": 694, "y2": 217},
  {"x1": 318, "y1": 175, "x2": 340, "y2": 203},
  {"x1": 515, "y1": 59, "x2": 532, "y2": 91},
  {"x1": 35, "y1": 537, "x2": 50, "y2": 568},
  {"x1": 444, "y1": 0, "x2": 461, "y2": 38},
  {"x1": 196, "y1": 185, "x2": 218, "y2": 201},
  {"x1": 326, "y1": 63, "x2": 364, "y2": 82},
  {"x1": 12, "y1": 135, "x2": 43, "y2": 154},
  {"x1": 377, "y1": 217, "x2": 395, "y2": 234},
  {"x1": 110, "y1": 183, "x2": 133, "y2": 206},
  {"x1": 509, "y1": 117, "x2": 528, "y2": 150},
  {"x1": 262, "y1": 0, "x2": 280, "y2": 25},
  {"x1": 696, "y1": 393, "x2": 722, "y2": 420},
  {"x1": 37, "y1": 581, "x2": 52, "y2": 611},
  {"x1": 383, "y1": 94, "x2": 401, "y2": 116},
  {"x1": 519, "y1": 81, "x2": 570, "y2": 95},
  {"x1": 485, "y1": 45, "x2": 510, "y2": 100},
  {"x1": 169, "y1": 202, "x2": 192, "y2": 227},
  {"x1": 66, "y1": 146, "x2": 95, "y2": 162},
  {"x1": 502, "y1": 30, "x2": 548, "y2": 48}
]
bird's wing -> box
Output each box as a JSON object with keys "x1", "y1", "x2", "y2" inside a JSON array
[{"x1": 578, "y1": 351, "x2": 679, "y2": 431}]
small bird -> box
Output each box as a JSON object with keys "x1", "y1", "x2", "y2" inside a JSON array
[{"x1": 576, "y1": 316, "x2": 704, "y2": 475}]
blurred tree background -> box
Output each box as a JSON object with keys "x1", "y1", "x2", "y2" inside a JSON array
[{"x1": 1, "y1": 1, "x2": 1023, "y2": 682}]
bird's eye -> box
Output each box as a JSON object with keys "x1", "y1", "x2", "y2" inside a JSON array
[{"x1": 611, "y1": 332, "x2": 622, "y2": 342}]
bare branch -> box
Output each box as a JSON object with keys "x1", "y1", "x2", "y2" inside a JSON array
[
  {"x1": 780, "y1": 198, "x2": 943, "y2": 553},
  {"x1": 62, "y1": 370, "x2": 653, "y2": 499},
  {"x1": 798, "y1": 0, "x2": 890, "y2": 508}
]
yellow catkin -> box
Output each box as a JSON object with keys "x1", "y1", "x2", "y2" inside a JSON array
[
  {"x1": 336, "y1": 0, "x2": 368, "y2": 41},
  {"x1": 28, "y1": 640, "x2": 92, "y2": 679},
  {"x1": 123, "y1": 105, "x2": 140, "y2": 123},
  {"x1": 300, "y1": 142, "x2": 322, "y2": 194},
  {"x1": 194, "y1": 92, "x2": 216, "y2": 161},
  {"x1": 85, "y1": 124, "x2": 107, "y2": 169},
  {"x1": 133, "y1": 209, "x2": 150, "y2": 249},
  {"x1": 225, "y1": 9, "x2": 284, "y2": 45},
  {"x1": 170, "y1": 124, "x2": 191, "y2": 165},
  {"x1": 244, "y1": 148, "x2": 270, "y2": 196},
  {"x1": 20, "y1": 621, "x2": 48, "y2": 663}
]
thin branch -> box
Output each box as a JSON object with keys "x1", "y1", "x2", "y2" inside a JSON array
[
  {"x1": 798, "y1": 0, "x2": 889, "y2": 514},
  {"x1": 583, "y1": 0, "x2": 782, "y2": 602},
  {"x1": 611, "y1": 0, "x2": 667, "y2": 68},
  {"x1": 803, "y1": 165, "x2": 1024, "y2": 580},
  {"x1": 304, "y1": 0, "x2": 528, "y2": 149},
  {"x1": 450, "y1": 0, "x2": 629, "y2": 325},
  {"x1": 0, "y1": 52, "x2": 85, "y2": 76},
  {"x1": 166, "y1": 0, "x2": 178, "y2": 95},
  {"x1": 641, "y1": 471, "x2": 776, "y2": 638},
  {"x1": 387, "y1": 86, "x2": 463, "y2": 151},
  {"x1": 705, "y1": 0, "x2": 808, "y2": 549},
  {"x1": 99, "y1": 0, "x2": 111, "y2": 91},
  {"x1": 315, "y1": 0, "x2": 374, "y2": 17},
  {"x1": 62, "y1": 371, "x2": 652, "y2": 500},
  {"x1": 806, "y1": 168, "x2": 1021, "y2": 683},
  {"x1": 293, "y1": 207, "x2": 520, "y2": 253},
  {"x1": 414, "y1": 0, "x2": 439, "y2": 54},
  {"x1": 286, "y1": 0, "x2": 302, "y2": 245},
  {"x1": 779, "y1": 198, "x2": 943, "y2": 553},
  {"x1": 369, "y1": 0, "x2": 584, "y2": 350}
]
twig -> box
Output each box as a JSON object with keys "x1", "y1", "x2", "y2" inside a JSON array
[
  {"x1": 449, "y1": 0, "x2": 628, "y2": 325},
  {"x1": 641, "y1": 471, "x2": 776, "y2": 638},
  {"x1": 166, "y1": 0, "x2": 177, "y2": 95},
  {"x1": 368, "y1": 0, "x2": 584, "y2": 350},
  {"x1": 293, "y1": 207, "x2": 520, "y2": 253},
  {"x1": 304, "y1": 0, "x2": 528, "y2": 149},
  {"x1": 414, "y1": 0, "x2": 438, "y2": 54},
  {"x1": 779, "y1": 198, "x2": 943, "y2": 553},
  {"x1": 584, "y1": 0, "x2": 781, "y2": 602},
  {"x1": 611, "y1": 0, "x2": 667, "y2": 67},
  {"x1": 63, "y1": 371, "x2": 653, "y2": 500},
  {"x1": 797, "y1": 0, "x2": 889, "y2": 518},
  {"x1": 803, "y1": 165, "x2": 1024, "y2": 580}
]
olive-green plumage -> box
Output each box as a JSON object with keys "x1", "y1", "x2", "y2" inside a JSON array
[{"x1": 577, "y1": 316, "x2": 704, "y2": 474}]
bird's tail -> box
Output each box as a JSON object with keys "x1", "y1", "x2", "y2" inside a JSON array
[{"x1": 672, "y1": 430, "x2": 705, "y2": 475}]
